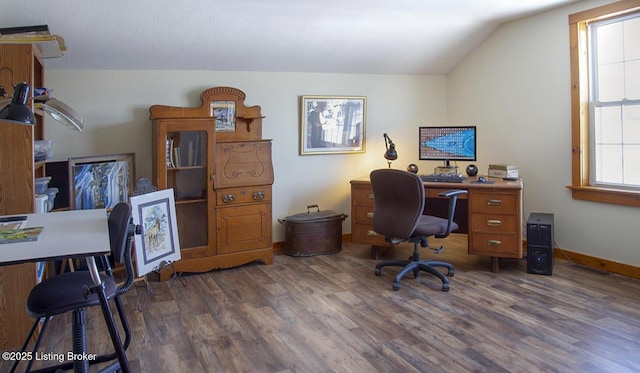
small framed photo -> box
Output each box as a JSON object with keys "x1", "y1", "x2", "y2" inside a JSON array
[
  {"x1": 68, "y1": 153, "x2": 135, "y2": 210},
  {"x1": 130, "y1": 188, "x2": 181, "y2": 276},
  {"x1": 211, "y1": 100, "x2": 236, "y2": 132},
  {"x1": 300, "y1": 95, "x2": 366, "y2": 155}
]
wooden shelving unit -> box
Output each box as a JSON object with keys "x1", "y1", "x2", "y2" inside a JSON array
[{"x1": 0, "y1": 43, "x2": 46, "y2": 350}]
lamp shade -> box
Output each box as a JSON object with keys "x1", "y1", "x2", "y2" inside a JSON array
[
  {"x1": 383, "y1": 133, "x2": 398, "y2": 160},
  {"x1": 0, "y1": 82, "x2": 36, "y2": 125},
  {"x1": 42, "y1": 97, "x2": 83, "y2": 131}
]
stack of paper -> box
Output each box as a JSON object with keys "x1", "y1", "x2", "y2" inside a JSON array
[{"x1": 0, "y1": 25, "x2": 66, "y2": 58}]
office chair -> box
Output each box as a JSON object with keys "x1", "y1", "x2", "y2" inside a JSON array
[
  {"x1": 370, "y1": 169, "x2": 467, "y2": 291},
  {"x1": 11, "y1": 202, "x2": 137, "y2": 373}
]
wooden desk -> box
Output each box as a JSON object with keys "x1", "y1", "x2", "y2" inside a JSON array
[
  {"x1": 0, "y1": 209, "x2": 110, "y2": 265},
  {"x1": 0, "y1": 209, "x2": 131, "y2": 373},
  {"x1": 350, "y1": 175, "x2": 523, "y2": 272}
]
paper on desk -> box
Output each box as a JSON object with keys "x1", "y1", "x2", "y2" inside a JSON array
[
  {"x1": 0, "y1": 227, "x2": 44, "y2": 244},
  {"x1": 0, "y1": 216, "x2": 27, "y2": 230}
]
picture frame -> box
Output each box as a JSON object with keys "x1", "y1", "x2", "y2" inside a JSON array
[
  {"x1": 68, "y1": 153, "x2": 135, "y2": 210},
  {"x1": 211, "y1": 100, "x2": 236, "y2": 132},
  {"x1": 300, "y1": 95, "x2": 366, "y2": 155},
  {"x1": 130, "y1": 188, "x2": 181, "y2": 276}
]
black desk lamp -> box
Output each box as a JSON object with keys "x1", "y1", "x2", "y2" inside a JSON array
[
  {"x1": 383, "y1": 133, "x2": 397, "y2": 168},
  {"x1": 0, "y1": 81, "x2": 36, "y2": 125},
  {"x1": 0, "y1": 67, "x2": 83, "y2": 130}
]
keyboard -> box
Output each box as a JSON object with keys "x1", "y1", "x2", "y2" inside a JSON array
[{"x1": 419, "y1": 174, "x2": 467, "y2": 183}]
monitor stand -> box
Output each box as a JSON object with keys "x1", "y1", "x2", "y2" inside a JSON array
[
  {"x1": 434, "y1": 166, "x2": 459, "y2": 175},
  {"x1": 434, "y1": 160, "x2": 458, "y2": 175}
]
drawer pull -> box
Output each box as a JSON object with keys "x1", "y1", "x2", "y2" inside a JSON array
[
  {"x1": 367, "y1": 230, "x2": 379, "y2": 236},
  {"x1": 252, "y1": 192, "x2": 265, "y2": 200},
  {"x1": 486, "y1": 220, "x2": 502, "y2": 227},
  {"x1": 487, "y1": 240, "x2": 502, "y2": 246},
  {"x1": 366, "y1": 212, "x2": 374, "y2": 219},
  {"x1": 222, "y1": 194, "x2": 236, "y2": 203},
  {"x1": 367, "y1": 194, "x2": 375, "y2": 200},
  {"x1": 487, "y1": 199, "x2": 502, "y2": 206}
]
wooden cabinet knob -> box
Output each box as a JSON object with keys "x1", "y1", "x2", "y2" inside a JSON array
[
  {"x1": 222, "y1": 194, "x2": 236, "y2": 203},
  {"x1": 252, "y1": 192, "x2": 265, "y2": 200}
]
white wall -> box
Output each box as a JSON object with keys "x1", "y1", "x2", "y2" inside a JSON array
[
  {"x1": 44, "y1": 70, "x2": 447, "y2": 243},
  {"x1": 447, "y1": 0, "x2": 639, "y2": 266}
]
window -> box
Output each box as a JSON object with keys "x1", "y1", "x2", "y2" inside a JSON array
[{"x1": 569, "y1": 0, "x2": 640, "y2": 207}]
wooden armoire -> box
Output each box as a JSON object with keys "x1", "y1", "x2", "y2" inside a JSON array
[{"x1": 149, "y1": 87, "x2": 274, "y2": 281}]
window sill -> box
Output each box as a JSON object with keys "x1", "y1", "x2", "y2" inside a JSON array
[{"x1": 566, "y1": 185, "x2": 640, "y2": 207}]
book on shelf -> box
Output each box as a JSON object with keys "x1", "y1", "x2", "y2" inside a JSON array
[
  {"x1": 0, "y1": 25, "x2": 50, "y2": 35},
  {"x1": 188, "y1": 141, "x2": 194, "y2": 166},
  {"x1": 0, "y1": 226, "x2": 44, "y2": 244},
  {"x1": 166, "y1": 139, "x2": 175, "y2": 168},
  {"x1": 173, "y1": 147, "x2": 181, "y2": 167},
  {"x1": 194, "y1": 135, "x2": 201, "y2": 166}
]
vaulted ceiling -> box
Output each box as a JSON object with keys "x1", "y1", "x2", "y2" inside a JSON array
[{"x1": 1, "y1": 0, "x2": 581, "y2": 74}]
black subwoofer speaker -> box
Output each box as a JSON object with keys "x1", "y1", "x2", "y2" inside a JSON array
[{"x1": 527, "y1": 213, "x2": 554, "y2": 275}]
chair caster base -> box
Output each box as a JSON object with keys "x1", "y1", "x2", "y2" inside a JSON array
[
  {"x1": 448, "y1": 269, "x2": 455, "y2": 277},
  {"x1": 442, "y1": 283, "x2": 450, "y2": 292},
  {"x1": 375, "y1": 268, "x2": 382, "y2": 276},
  {"x1": 392, "y1": 281, "x2": 400, "y2": 291}
]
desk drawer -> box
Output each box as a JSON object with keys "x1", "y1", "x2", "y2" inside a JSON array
[
  {"x1": 352, "y1": 186, "x2": 375, "y2": 206},
  {"x1": 470, "y1": 191, "x2": 517, "y2": 214},
  {"x1": 352, "y1": 205, "x2": 375, "y2": 225},
  {"x1": 351, "y1": 223, "x2": 389, "y2": 246},
  {"x1": 469, "y1": 232, "x2": 521, "y2": 258},
  {"x1": 470, "y1": 214, "x2": 517, "y2": 233}
]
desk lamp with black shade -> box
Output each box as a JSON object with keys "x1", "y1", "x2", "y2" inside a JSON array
[
  {"x1": 383, "y1": 133, "x2": 397, "y2": 168},
  {"x1": 0, "y1": 67, "x2": 83, "y2": 131}
]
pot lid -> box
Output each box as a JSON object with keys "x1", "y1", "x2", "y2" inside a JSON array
[{"x1": 280, "y1": 204, "x2": 347, "y2": 224}]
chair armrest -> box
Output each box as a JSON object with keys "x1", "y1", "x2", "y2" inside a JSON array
[{"x1": 435, "y1": 189, "x2": 468, "y2": 238}]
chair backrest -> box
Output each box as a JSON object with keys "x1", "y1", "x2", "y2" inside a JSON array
[
  {"x1": 370, "y1": 169, "x2": 425, "y2": 241},
  {"x1": 108, "y1": 202, "x2": 133, "y2": 264}
]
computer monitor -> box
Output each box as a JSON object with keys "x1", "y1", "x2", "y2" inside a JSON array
[{"x1": 418, "y1": 126, "x2": 476, "y2": 167}]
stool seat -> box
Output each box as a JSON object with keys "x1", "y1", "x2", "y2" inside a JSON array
[{"x1": 27, "y1": 271, "x2": 117, "y2": 318}]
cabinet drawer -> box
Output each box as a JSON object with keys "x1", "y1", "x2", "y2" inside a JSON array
[
  {"x1": 352, "y1": 186, "x2": 375, "y2": 206},
  {"x1": 351, "y1": 224, "x2": 390, "y2": 247},
  {"x1": 470, "y1": 214, "x2": 517, "y2": 234},
  {"x1": 216, "y1": 186, "x2": 271, "y2": 206},
  {"x1": 470, "y1": 191, "x2": 517, "y2": 214},
  {"x1": 469, "y1": 232, "x2": 521, "y2": 258},
  {"x1": 352, "y1": 205, "x2": 375, "y2": 225},
  {"x1": 215, "y1": 140, "x2": 274, "y2": 188}
]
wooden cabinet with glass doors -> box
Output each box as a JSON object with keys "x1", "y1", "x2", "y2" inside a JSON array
[{"x1": 150, "y1": 87, "x2": 274, "y2": 281}]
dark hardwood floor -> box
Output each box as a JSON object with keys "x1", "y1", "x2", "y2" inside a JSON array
[{"x1": 5, "y1": 235, "x2": 640, "y2": 372}]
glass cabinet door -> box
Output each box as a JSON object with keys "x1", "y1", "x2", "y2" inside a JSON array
[{"x1": 166, "y1": 130, "x2": 208, "y2": 250}]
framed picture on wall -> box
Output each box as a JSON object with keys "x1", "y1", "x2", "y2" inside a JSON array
[
  {"x1": 68, "y1": 153, "x2": 135, "y2": 210},
  {"x1": 300, "y1": 95, "x2": 366, "y2": 155}
]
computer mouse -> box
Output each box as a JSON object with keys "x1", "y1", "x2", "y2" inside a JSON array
[{"x1": 477, "y1": 176, "x2": 486, "y2": 182}]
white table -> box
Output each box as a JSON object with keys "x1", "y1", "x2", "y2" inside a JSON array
[{"x1": 0, "y1": 208, "x2": 131, "y2": 373}]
